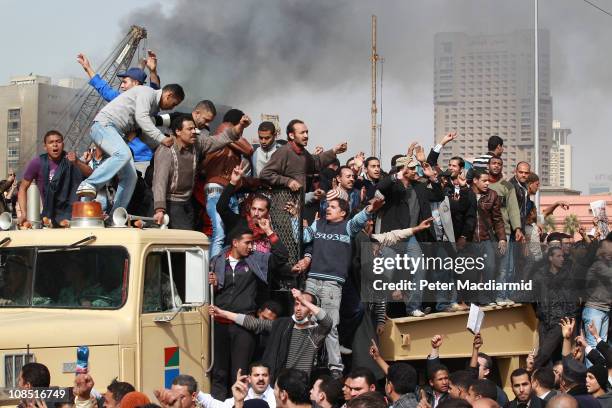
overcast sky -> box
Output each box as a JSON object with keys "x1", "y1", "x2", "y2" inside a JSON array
[{"x1": 2, "y1": 0, "x2": 611, "y2": 192}]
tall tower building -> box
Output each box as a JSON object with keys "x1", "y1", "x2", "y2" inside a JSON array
[
  {"x1": 433, "y1": 30, "x2": 553, "y2": 184},
  {"x1": 549, "y1": 120, "x2": 572, "y2": 188}
]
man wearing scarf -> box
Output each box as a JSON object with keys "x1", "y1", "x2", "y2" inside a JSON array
[{"x1": 18, "y1": 130, "x2": 92, "y2": 227}]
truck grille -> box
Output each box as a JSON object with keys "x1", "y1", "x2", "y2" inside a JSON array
[{"x1": 4, "y1": 354, "x2": 34, "y2": 387}]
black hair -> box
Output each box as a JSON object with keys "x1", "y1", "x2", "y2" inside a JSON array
[
  {"x1": 20, "y1": 363, "x2": 50, "y2": 388},
  {"x1": 172, "y1": 374, "x2": 198, "y2": 394},
  {"x1": 328, "y1": 198, "x2": 350, "y2": 220},
  {"x1": 43, "y1": 130, "x2": 63, "y2": 143},
  {"x1": 478, "y1": 352, "x2": 493, "y2": 371},
  {"x1": 170, "y1": 114, "x2": 195, "y2": 133},
  {"x1": 348, "y1": 367, "x2": 376, "y2": 386},
  {"x1": 250, "y1": 193, "x2": 271, "y2": 211},
  {"x1": 533, "y1": 368, "x2": 555, "y2": 390},
  {"x1": 195, "y1": 100, "x2": 216, "y2": 115},
  {"x1": 487, "y1": 135, "x2": 503, "y2": 152},
  {"x1": 387, "y1": 363, "x2": 417, "y2": 394},
  {"x1": 488, "y1": 156, "x2": 503, "y2": 164},
  {"x1": 527, "y1": 173, "x2": 540, "y2": 184},
  {"x1": 275, "y1": 369, "x2": 310, "y2": 404},
  {"x1": 162, "y1": 84, "x2": 185, "y2": 101},
  {"x1": 223, "y1": 109, "x2": 245, "y2": 126},
  {"x1": 470, "y1": 379, "x2": 498, "y2": 400},
  {"x1": 336, "y1": 165, "x2": 353, "y2": 178},
  {"x1": 107, "y1": 379, "x2": 135, "y2": 403},
  {"x1": 248, "y1": 361, "x2": 271, "y2": 375},
  {"x1": 139, "y1": 405, "x2": 162, "y2": 408},
  {"x1": 286, "y1": 119, "x2": 305, "y2": 138},
  {"x1": 427, "y1": 363, "x2": 449, "y2": 381},
  {"x1": 316, "y1": 375, "x2": 343, "y2": 406},
  {"x1": 547, "y1": 246, "x2": 563, "y2": 258},
  {"x1": 228, "y1": 226, "x2": 254, "y2": 243},
  {"x1": 516, "y1": 161, "x2": 531, "y2": 170},
  {"x1": 259, "y1": 300, "x2": 283, "y2": 316},
  {"x1": 449, "y1": 370, "x2": 476, "y2": 391},
  {"x1": 258, "y1": 121, "x2": 276, "y2": 134},
  {"x1": 449, "y1": 156, "x2": 466, "y2": 168},
  {"x1": 346, "y1": 392, "x2": 387, "y2": 408},
  {"x1": 510, "y1": 368, "x2": 531, "y2": 384},
  {"x1": 472, "y1": 168, "x2": 489, "y2": 180},
  {"x1": 329, "y1": 158, "x2": 341, "y2": 168},
  {"x1": 364, "y1": 156, "x2": 380, "y2": 168}
]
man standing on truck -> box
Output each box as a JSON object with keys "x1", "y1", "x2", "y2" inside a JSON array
[{"x1": 207, "y1": 222, "x2": 289, "y2": 399}]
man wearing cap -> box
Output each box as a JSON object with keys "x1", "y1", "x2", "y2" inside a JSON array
[
  {"x1": 77, "y1": 52, "x2": 160, "y2": 170},
  {"x1": 586, "y1": 364, "x2": 610, "y2": 407},
  {"x1": 560, "y1": 358, "x2": 600, "y2": 408},
  {"x1": 375, "y1": 155, "x2": 444, "y2": 317}
]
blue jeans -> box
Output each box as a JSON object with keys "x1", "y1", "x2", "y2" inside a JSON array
[
  {"x1": 473, "y1": 241, "x2": 496, "y2": 304},
  {"x1": 205, "y1": 187, "x2": 225, "y2": 258},
  {"x1": 84, "y1": 122, "x2": 136, "y2": 212},
  {"x1": 497, "y1": 234, "x2": 514, "y2": 301},
  {"x1": 433, "y1": 245, "x2": 457, "y2": 311},
  {"x1": 404, "y1": 236, "x2": 425, "y2": 314},
  {"x1": 582, "y1": 307, "x2": 609, "y2": 368}
]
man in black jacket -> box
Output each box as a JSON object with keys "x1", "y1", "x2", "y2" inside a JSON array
[
  {"x1": 375, "y1": 157, "x2": 443, "y2": 317},
  {"x1": 506, "y1": 368, "x2": 544, "y2": 408}
]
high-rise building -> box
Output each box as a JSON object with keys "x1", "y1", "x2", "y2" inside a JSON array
[
  {"x1": 0, "y1": 75, "x2": 80, "y2": 178},
  {"x1": 549, "y1": 120, "x2": 572, "y2": 189},
  {"x1": 434, "y1": 30, "x2": 553, "y2": 184}
]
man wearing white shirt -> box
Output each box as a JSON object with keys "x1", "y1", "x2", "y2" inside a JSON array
[{"x1": 197, "y1": 363, "x2": 276, "y2": 408}]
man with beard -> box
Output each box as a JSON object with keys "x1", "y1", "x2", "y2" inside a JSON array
[
  {"x1": 197, "y1": 363, "x2": 276, "y2": 407},
  {"x1": 18, "y1": 130, "x2": 92, "y2": 226},
  {"x1": 509, "y1": 162, "x2": 531, "y2": 231},
  {"x1": 251, "y1": 121, "x2": 286, "y2": 178},
  {"x1": 507, "y1": 369, "x2": 543, "y2": 408},
  {"x1": 356, "y1": 156, "x2": 382, "y2": 201}
]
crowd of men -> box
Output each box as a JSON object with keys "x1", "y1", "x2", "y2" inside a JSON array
[{"x1": 2, "y1": 51, "x2": 612, "y2": 408}]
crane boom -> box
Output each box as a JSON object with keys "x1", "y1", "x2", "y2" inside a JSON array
[{"x1": 59, "y1": 25, "x2": 147, "y2": 152}]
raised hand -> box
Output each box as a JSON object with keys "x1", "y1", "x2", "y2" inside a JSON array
[
  {"x1": 441, "y1": 131, "x2": 458, "y2": 146},
  {"x1": 239, "y1": 115, "x2": 252, "y2": 129},
  {"x1": 284, "y1": 201, "x2": 299, "y2": 216},
  {"x1": 415, "y1": 145, "x2": 426, "y2": 163},
  {"x1": 407, "y1": 142, "x2": 418, "y2": 158},
  {"x1": 422, "y1": 162, "x2": 436, "y2": 179},
  {"x1": 230, "y1": 164, "x2": 245, "y2": 185},
  {"x1": 366, "y1": 197, "x2": 385, "y2": 213},
  {"x1": 431, "y1": 334, "x2": 443, "y2": 349},
  {"x1": 333, "y1": 142, "x2": 348, "y2": 154},
  {"x1": 67, "y1": 151, "x2": 77, "y2": 163},
  {"x1": 369, "y1": 338, "x2": 381, "y2": 360},
  {"x1": 587, "y1": 321, "x2": 600, "y2": 339},
  {"x1": 313, "y1": 146, "x2": 324, "y2": 155},
  {"x1": 353, "y1": 152, "x2": 365, "y2": 169},
  {"x1": 231, "y1": 369, "x2": 249, "y2": 406},
  {"x1": 559, "y1": 317, "x2": 576, "y2": 339},
  {"x1": 146, "y1": 49, "x2": 158, "y2": 72},
  {"x1": 473, "y1": 333, "x2": 483, "y2": 350}
]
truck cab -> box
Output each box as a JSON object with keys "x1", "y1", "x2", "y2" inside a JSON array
[{"x1": 0, "y1": 226, "x2": 212, "y2": 403}]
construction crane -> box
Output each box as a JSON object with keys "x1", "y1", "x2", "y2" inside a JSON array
[
  {"x1": 57, "y1": 25, "x2": 148, "y2": 152},
  {"x1": 371, "y1": 15, "x2": 382, "y2": 158}
]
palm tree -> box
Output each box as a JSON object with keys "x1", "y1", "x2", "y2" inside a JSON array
[
  {"x1": 544, "y1": 215, "x2": 556, "y2": 233},
  {"x1": 563, "y1": 214, "x2": 580, "y2": 236}
]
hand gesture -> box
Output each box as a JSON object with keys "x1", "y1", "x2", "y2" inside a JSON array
[
  {"x1": 418, "y1": 389, "x2": 432, "y2": 408},
  {"x1": 415, "y1": 145, "x2": 426, "y2": 163},
  {"x1": 473, "y1": 333, "x2": 483, "y2": 350},
  {"x1": 431, "y1": 334, "x2": 443, "y2": 349},
  {"x1": 313, "y1": 146, "x2": 324, "y2": 155},
  {"x1": 291, "y1": 288, "x2": 306, "y2": 304},
  {"x1": 67, "y1": 151, "x2": 77, "y2": 163},
  {"x1": 369, "y1": 339, "x2": 381, "y2": 360},
  {"x1": 287, "y1": 179, "x2": 302, "y2": 192},
  {"x1": 441, "y1": 131, "x2": 458, "y2": 146},
  {"x1": 575, "y1": 335, "x2": 587, "y2": 349},
  {"x1": 161, "y1": 137, "x2": 174, "y2": 147},
  {"x1": 498, "y1": 240, "x2": 507, "y2": 255},
  {"x1": 284, "y1": 201, "x2": 299, "y2": 216},
  {"x1": 559, "y1": 317, "x2": 576, "y2": 339},
  {"x1": 76, "y1": 53, "x2": 92, "y2": 69},
  {"x1": 145, "y1": 49, "x2": 158, "y2": 72},
  {"x1": 587, "y1": 321, "x2": 600, "y2": 339},
  {"x1": 366, "y1": 197, "x2": 385, "y2": 213},
  {"x1": 82, "y1": 149, "x2": 93, "y2": 164},
  {"x1": 353, "y1": 152, "x2": 365, "y2": 169},
  {"x1": 154, "y1": 389, "x2": 182, "y2": 408},
  {"x1": 73, "y1": 373, "x2": 95, "y2": 400},
  {"x1": 230, "y1": 164, "x2": 245, "y2": 185},
  {"x1": 417, "y1": 217, "x2": 434, "y2": 231},
  {"x1": 555, "y1": 201, "x2": 570, "y2": 211},
  {"x1": 526, "y1": 352, "x2": 535, "y2": 372},
  {"x1": 421, "y1": 162, "x2": 435, "y2": 179},
  {"x1": 313, "y1": 188, "x2": 326, "y2": 201},
  {"x1": 257, "y1": 217, "x2": 273, "y2": 235},
  {"x1": 333, "y1": 142, "x2": 348, "y2": 154},
  {"x1": 407, "y1": 142, "x2": 418, "y2": 158},
  {"x1": 208, "y1": 272, "x2": 218, "y2": 287},
  {"x1": 458, "y1": 170, "x2": 468, "y2": 187},
  {"x1": 291, "y1": 257, "x2": 311, "y2": 274},
  {"x1": 231, "y1": 369, "x2": 249, "y2": 405}
]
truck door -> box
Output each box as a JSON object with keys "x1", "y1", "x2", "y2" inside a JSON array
[{"x1": 139, "y1": 248, "x2": 211, "y2": 397}]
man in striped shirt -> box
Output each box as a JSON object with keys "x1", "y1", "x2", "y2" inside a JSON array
[{"x1": 472, "y1": 135, "x2": 504, "y2": 170}]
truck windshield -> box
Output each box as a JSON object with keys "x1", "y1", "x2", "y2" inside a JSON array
[{"x1": 0, "y1": 247, "x2": 129, "y2": 308}]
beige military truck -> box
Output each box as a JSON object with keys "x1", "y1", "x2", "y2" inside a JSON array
[{"x1": 0, "y1": 202, "x2": 213, "y2": 404}]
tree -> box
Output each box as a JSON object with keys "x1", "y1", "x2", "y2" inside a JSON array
[
  {"x1": 563, "y1": 214, "x2": 580, "y2": 236},
  {"x1": 544, "y1": 215, "x2": 556, "y2": 233}
]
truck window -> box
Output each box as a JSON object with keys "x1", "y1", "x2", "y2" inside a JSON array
[
  {"x1": 0, "y1": 247, "x2": 129, "y2": 309},
  {"x1": 142, "y1": 251, "x2": 185, "y2": 313}
]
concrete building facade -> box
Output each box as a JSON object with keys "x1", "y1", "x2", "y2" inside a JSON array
[
  {"x1": 0, "y1": 75, "x2": 79, "y2": 178},
  {"x1": 549, "y1": 120, "x2": 572, "y2": 189},
  {"x1": 433, "y1": 30, "x2": 553, "y2": 184}
]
